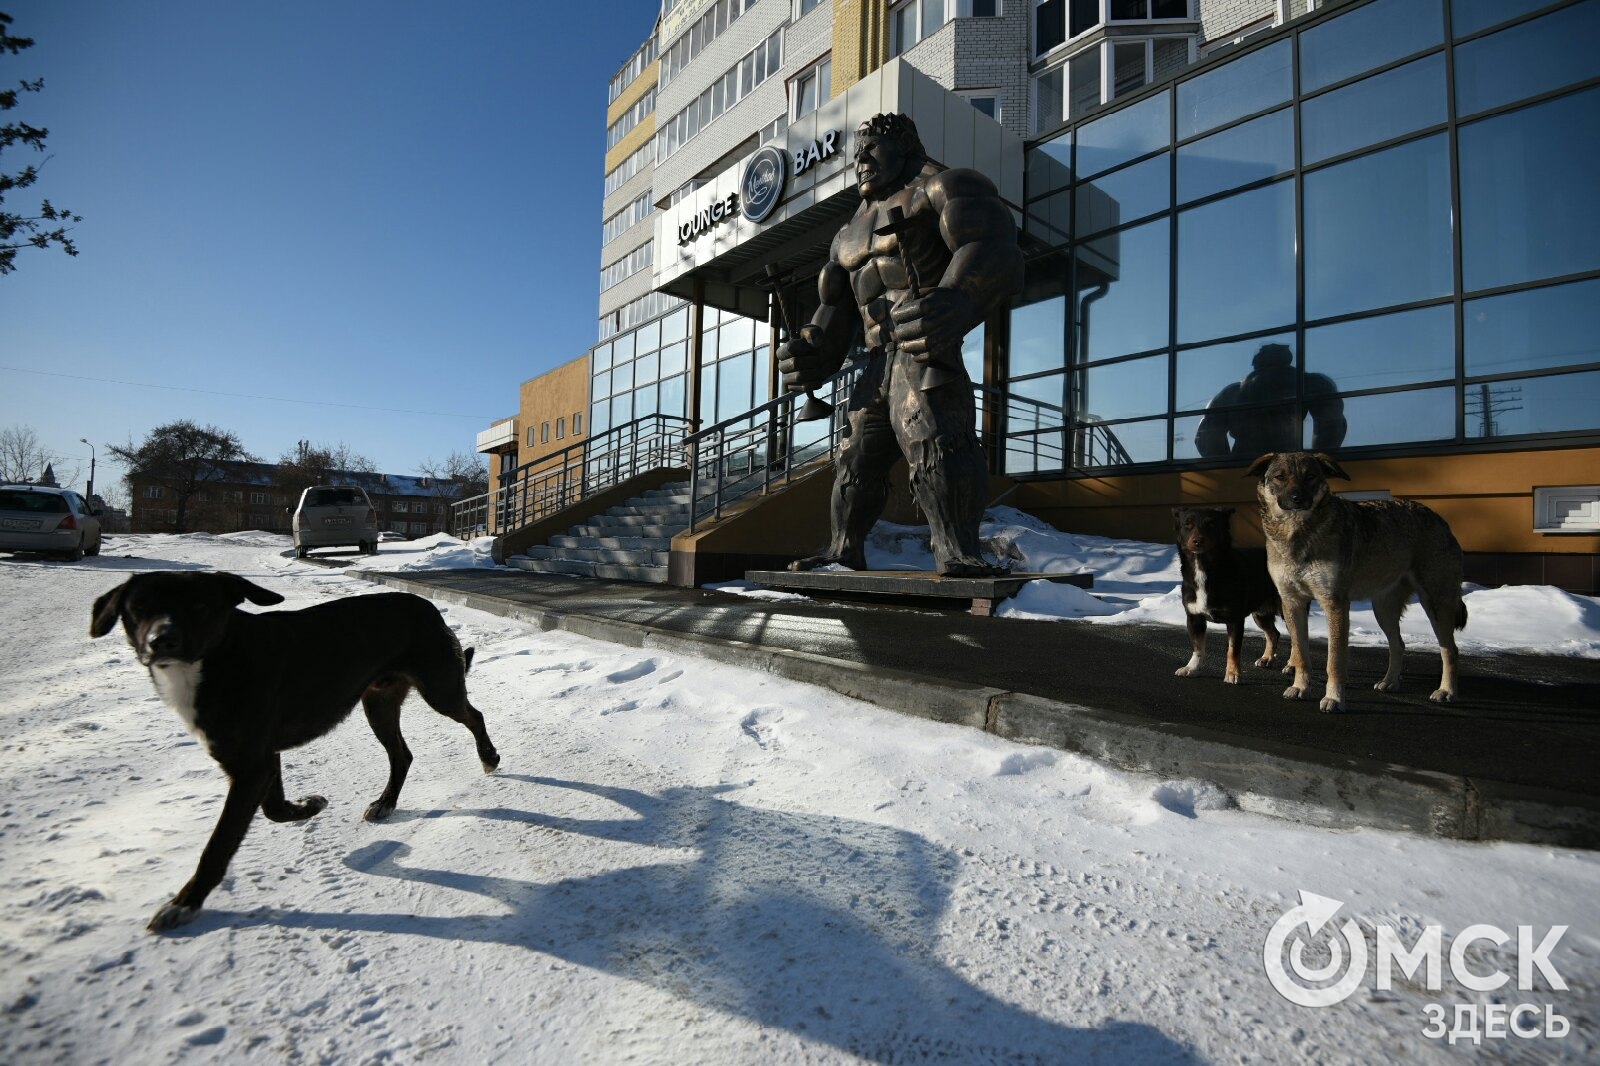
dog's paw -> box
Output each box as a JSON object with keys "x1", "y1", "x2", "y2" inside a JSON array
[
  {"x1": 1223, "y1": 671, "x2": 1241, "y2": 685},
  {"x1": 1282, "y1": 684, "x2": 1310, "y2": 701},
  {"x1": 301, "y1": 794, "x2": 328, "y2": 815},
  {"x1": 1255, "y1": 655, "x2": 1275, "y2": 668},
  {"x1": 1319, "y1": 697, "x2": 1345, "y2": 713},
  {"x1": 481, "y1": 754, "x2": 501, "y2": 775},
  {"x1": 1373, "y1": 678, "x2": 1403, "y2": 693},
  {"x1": 147, "y1": 900, "x2": 199, "y2": 933},
  {"x1": 1174, "y1": 665, "x2": 1198, "y2": 678},
  {"x1": 1428, "y1": 688, "x2": 1455, "y2": 704},
  {"x1": 363, "y1": 800, "x2": 396, "y2": 822}
]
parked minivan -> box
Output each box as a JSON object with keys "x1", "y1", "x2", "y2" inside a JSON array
[{"x1": 291, "y1": 485, "x2": 378, "y2": 558}]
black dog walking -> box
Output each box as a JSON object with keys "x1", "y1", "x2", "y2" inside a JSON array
[
  {"x1": 90, "y1": 572, "x2": 500, "y2": 932},
  {"x1": 1172, "y1": 506, "x2": 1281, "y2": 684}
]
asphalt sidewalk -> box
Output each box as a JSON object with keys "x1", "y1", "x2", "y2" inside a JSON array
[{"x1": 358, "y1": 567, "x2": 1600, "y2": 849}]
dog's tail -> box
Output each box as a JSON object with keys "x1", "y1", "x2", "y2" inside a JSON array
[
  {"x1": 1457, "y1": 601, "x2": 1468, "y2": 631},
  {"x1": 463, "y1": 646, "x2": 476, "y2": 673}
]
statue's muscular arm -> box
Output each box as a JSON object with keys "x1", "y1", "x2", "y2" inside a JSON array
[
  {"x1": 779, "y1": 230, "x2": 860, "y2": 391},
  {"x1": 892, "y1": 168, "x2": 1024, "y2": 359}
]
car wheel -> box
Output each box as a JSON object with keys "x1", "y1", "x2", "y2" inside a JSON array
[
  {"x1": 86, "y1": 535, "x2": 101, "y2": 557},
  {"x1": 64, "y1": 536, "x2": 85, "y2": 562}
]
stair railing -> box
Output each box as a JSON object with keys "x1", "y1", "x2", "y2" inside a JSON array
[{"x1": 449, "y1": 414, "x2": 693, "y2": 538}]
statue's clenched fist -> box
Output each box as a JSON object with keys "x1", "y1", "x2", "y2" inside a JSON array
[{"x1": 777, "y1": 325, "x2": 836, "y2": 393}]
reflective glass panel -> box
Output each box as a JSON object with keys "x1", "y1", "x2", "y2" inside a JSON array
[
  {"x1": 1465, "y1": 278, "x2": 1600, "y2": 377},
  {"x1": 1455, "y1": 2, "x2": 1600, "y2": 117},
  {"x1": 1340, "y1": 386, "x2": 1456, "y2": 446},
  {"x1": 1298, "y1": 0, "x2": 1442, "y2": 94},
  {"x1": 1028, "y1": 130, "x2": 1073, "y2": 193},
  {"x1": 722, "y1": 315, "x2": 757, "y2": 354},
  {"x1": 754, "y1": 345, "x2": 770, "y2": 403},
  {"x1": 589, "y1": 402, "x2": 610, "y2": 435},
  {"x1": 1177, "y1": 180, "x2": 1294, "y2": 345},
  {"x1": 633, "y1": 381, "x2": 659, "y2": 419},
  {"x1": 1173, "y1": 413, "x2": 1208, "y2": 459},
  {"x1": 1076, "y1": 91, "x2": 1170, "y2": 179},
  {"x1": 662, "y1": 308, "x2": 689, "y2": 345},
  {"x1": 1176, "y1": 38, "x2": 1290, "y2": 140},
  {"x1": 610, "y1": 391, "x2": 634, "y2": 428},
  {"x1": 1459, "y1": 88, "x2": 1600, "y2": 291},
  {"x1": 1070, "y1": 47, "x2": 1102, "y2": 118},
  {"x1": 717, "y1": 355, "x2": 754, "y2": 421},
  {"x1": 659, "y1": 340, "x2": 688, "y2": 377},
  {"x1": 658, "y1": 373, "x2": 687, "y2": 418},
  {"x1": 1301, "y1": 54, "x2": 1446, "y2": 165},
  {"x1": 962, "y1": 322, "x2": 986, "y2": 382},
  {"x1": 1452, "y1": 0, "x2": 1559, "y2": 38},
  {"x1": 613, "y1": 331, "x2": 636, "y2": 361},
  {"x1": 1011, "y1": 371, "x2": 1067, "y2": 417},
  {"x1": 1010, "y1": 294, "x2": 1067, "y2": 378},
  {"x1": 1077, "y1": 153, "x2": 1170, "y2": 236},
  {"x1": 1006, "y1": 431, "x2": 1066, "y2": 474},
  {"x1": 1305, "y1": 305, "x2": 1455, "y2": 393},
  {"x1": 635, "y1": 349, "x2": 660, "y2": 385},
  {"x1": 592, "y1": 369, "x2": 612, "y2": 399},
  {"x1": 699, "y1": 365, "x2": 716, "y2": 424},
  {"x1": 1082, "y1": 353, "x2": 1168, "y2": 421},
  {"x1": 1304, "y1": 134, "x2": 1453, "y2": 320},
  {"x1": 1467, "y1": 369, "x2": 1600, "y2": 437},
  {"x1": 1078, "y1": 217, "x2": 1171, "y2": 361},
  {"x1": 1175, "y1": 332, "x2": 1296, "y2": 413},
  {"x1": 1084, "y1": 417, "x2": 1167, "y2": 464},
  {"x1": 636, "y1": 318, "x2": 661, "y2": 353},
  {"x1": 1177, "y1": 107, "x2": 1293, "y2": 205},
  {"x1": 1026, "y1": 190, "x2": 1072, "y2": 246}
]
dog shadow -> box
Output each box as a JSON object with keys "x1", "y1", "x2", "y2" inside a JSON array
[{"x1": 221, "y1": 775, "x2": 1201, "y2": 1064}]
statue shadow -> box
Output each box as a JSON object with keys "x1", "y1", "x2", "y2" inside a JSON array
[{"x1": 224, "y1": 775, "x2": 1202, "y2": 1064}]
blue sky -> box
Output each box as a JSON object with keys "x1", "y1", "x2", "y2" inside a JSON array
[{"x1": 3, "y1": 0, "x2": 660, "y2": 492}]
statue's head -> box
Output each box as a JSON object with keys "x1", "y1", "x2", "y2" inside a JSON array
[{"x1": 853, "y1": 113, "x2": 926, "y2": 199}]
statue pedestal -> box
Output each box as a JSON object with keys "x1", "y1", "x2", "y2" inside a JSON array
[{"x1": 742, "y1": 569, "x2": 1093, "y2": 617}]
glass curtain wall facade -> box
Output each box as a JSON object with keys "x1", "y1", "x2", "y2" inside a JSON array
[
  {"x1": 588, "y1": 304, "x2": 771, "y2": 438},
  {"x1": 1011, "y1": 0, "x2": 1600, "y2": 474}
]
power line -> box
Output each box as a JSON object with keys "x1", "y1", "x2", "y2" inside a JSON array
[{"x1": 0, "y1": 364, "x2": 494, "y2": 420}]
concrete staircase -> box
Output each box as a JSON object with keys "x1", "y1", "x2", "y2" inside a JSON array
[{"x1": 504, "y1": 480, "x2": 707, "y2": 584}]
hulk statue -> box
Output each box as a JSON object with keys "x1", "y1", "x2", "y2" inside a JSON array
[{"x1": 777, "y1": 113, "x2": 1023, "y2": 577}]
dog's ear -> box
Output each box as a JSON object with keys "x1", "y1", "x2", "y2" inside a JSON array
[
  {"x1": 89, "y1": 581, "x2": 128, "y2": 638},
  {"x1": 219, "y1": 573, "x2": 286, "y2": 607},
  {"x1": 1245, "y1": 453, "x2": 1277, "y2": 479},
  {"x1": 1313, "y1": 453, "x2": 1351, "y2": 481}
]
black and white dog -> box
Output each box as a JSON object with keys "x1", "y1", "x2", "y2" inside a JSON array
[
  {"x1": 90, "y1": 571, "x2": 500, "y2": 932},
  {"x1": 1172, "y1": 506, "x2": 1281, "y2": 684}
]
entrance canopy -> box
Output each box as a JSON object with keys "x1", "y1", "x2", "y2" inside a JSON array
[{"x1": 654, "y1": 58, "x2": 1026, "y2": 320}]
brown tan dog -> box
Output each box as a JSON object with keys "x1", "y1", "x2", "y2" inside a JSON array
[{"x1": 1247, "y1": 452, "x2": 1467, "y2": 713}]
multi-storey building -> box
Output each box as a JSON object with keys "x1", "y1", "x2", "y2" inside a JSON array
[{"x1": 480, "y1": 0, "x2": 1600, "y2": 592}]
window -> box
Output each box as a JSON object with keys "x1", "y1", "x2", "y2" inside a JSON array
[
  {"x1": 657, "y1": 28, "x2": 784, "y2": 162},
  {"x1": 556, "y1": 418, "x2": 566, "y2": 440},
  {"x1": 142, "y1": 484, "x2": 164, "y2": 499},
  {"x1": 892, "y1": 0, "x2": 950, "y2": 56},
  {"x1": 791, "y1": 56, "x2": 832, "y2": 119},
  {"x1": 963, "y1": 92, "x2": 1002, "y2": 122},
  {"x1": 392, "y1": 501, "x2": 409, "y2": 514},
  {"x1": 1035, "y1": 0, "x2": 1101, "y2": 57},
  {"x1": 573, "y1": 411, "x2": 584, "y2": 435},
  {"x1": 250, "y1": 491, "x2": 268, "y2": 505},
  {"x1": 799, "y1": 0, "x2": 826, "y2": 14},
  {"x1": 602, "y1": 193, "x2": 654, "y2": 247},
  {"x1": 527, "y1": 427, "x2": 537, "y2": 447}
]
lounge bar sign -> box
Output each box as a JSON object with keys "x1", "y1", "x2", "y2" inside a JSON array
[
  {"x1": 677, "y1": 191, "x2": 740, "y2": 245},
  {"x1": 679, "y1": 129, "x2": 844, "y2": 245}
]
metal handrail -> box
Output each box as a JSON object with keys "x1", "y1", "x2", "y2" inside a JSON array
[
  {"x1": 448, "y1": 414, "x2": 693, "y2": 538},
  {"x1": 684, "y1": 360, "x2": 864, "y2": 533}
]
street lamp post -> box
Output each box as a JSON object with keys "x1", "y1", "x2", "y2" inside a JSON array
[{"x1": 80, "y1": 437, "x2": 95, "y2": 501}]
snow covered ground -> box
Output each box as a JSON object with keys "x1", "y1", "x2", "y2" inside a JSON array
[{"x1": 1, "y1": 530, "x2": 1596, "y2": 1065}]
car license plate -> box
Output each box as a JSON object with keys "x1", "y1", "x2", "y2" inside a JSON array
[
  {"x1": 1, "y1": 518, "x2": 40, "y2": 530},
  {"x1": 323, "y1": 517, "x2": 350, "y2": 526}
]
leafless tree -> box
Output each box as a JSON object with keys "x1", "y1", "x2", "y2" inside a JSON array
[{"x1": 0, "y1": 422, "x2": 49, "y2": 482}]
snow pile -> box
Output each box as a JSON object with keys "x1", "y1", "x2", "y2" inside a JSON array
[{"x1": 1, "y1": 536, "x2": 1596, "y2": 1064}]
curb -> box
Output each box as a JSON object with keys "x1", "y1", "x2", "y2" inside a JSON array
[{"x1": 360, "y1": 570, "x2": 1600, "y2": 849}]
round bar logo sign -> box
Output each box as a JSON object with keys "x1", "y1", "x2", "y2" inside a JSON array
[{"x1": 740, "y1": 146, "x2": 788, "y2": 223}]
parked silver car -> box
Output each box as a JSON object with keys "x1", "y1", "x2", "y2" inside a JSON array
[
  {"x1": 291, "y1": 485, "x2": 379, "y2": 558},
  {"x1": 0, "y1": 484, "x2": 104, "y2": 560}
]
